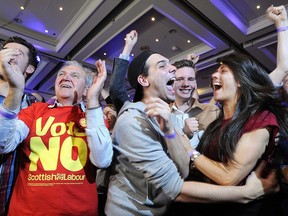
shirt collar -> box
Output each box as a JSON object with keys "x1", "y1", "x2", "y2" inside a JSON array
[
  {"x1": 171, "y1": 103, "x2": 185, "y2": 115},
  {"x1": 48, "y1": 99, "x2": 86, "y2": 112},
  {"x1": 171, "y1": 99, "x2": 204, "y2": 114}
]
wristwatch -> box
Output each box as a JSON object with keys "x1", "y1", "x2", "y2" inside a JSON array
[
  {"x1": 189, "y1": 150, "x2": 201, "y2": 170},
  {"x1": 189, "y1": 150, "x2": 201, "y2": 162}
]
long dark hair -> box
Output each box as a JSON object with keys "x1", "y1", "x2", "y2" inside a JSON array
[{"x1": 197, "y1": 53, "x2": 288, "y2": 164}]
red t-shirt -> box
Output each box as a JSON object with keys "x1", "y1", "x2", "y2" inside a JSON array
[{"x1": 8, "y1": 103, "x2": 98, "y2": 216}]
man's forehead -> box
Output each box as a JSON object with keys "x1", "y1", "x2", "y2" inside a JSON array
[
  {"x1": 60, "y1": 65, "x2": 85, "y2": 73},
  {"x1": 3, "y1": 42, "x2": 28, "y2": 52},
  {"x1": 176, "y1": 67, "x2": 195, "y2": 75},
  {"x1": 146, "y1": 53, "x2": 169, "y2": 66}
]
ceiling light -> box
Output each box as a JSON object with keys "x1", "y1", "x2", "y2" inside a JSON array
[
  {"x1": 169, "y1": 29, "x2": 177, "y2": 34},
  {"x1": 45, "y1": 30, "x2": 48, "y2": 33},
  {"x1": 59, "y1": 7, "x2": 63, "y2": 11},
  {"x1": 36, "y1": 55, "x2": 41, "y2": 62},
  {"x1": 20, "y1": 6, "x2": 24, "y2": 10},
  {"x1": 155, "y1": 39, "x2": 159, "y2": 42},
  {"x1": 187, "y1": 40, "x2": 191, "y2": 43},
  {"x1": 13, "y1": 18, "x2": 22, "y2": 23},
  {"x1": 171, "y1": 45, "x2": 179, "y2": 51},
  {"x1": 151, "y1": 17, "x2": 155, "y2": 21},
  {"x1": 256, "y1": 5, "x2": 260, "y2": 9}
]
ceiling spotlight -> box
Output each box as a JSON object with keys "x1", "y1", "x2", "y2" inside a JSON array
[
  {"x1": 171, "y1": 45, "x2": 179, "y2": 51},
  {"x1": 13, "y1": 18, "x2": 22, "y2": 23},
  {"x1": 169, "y1": 29, "x2": 177, "y2": 34}
]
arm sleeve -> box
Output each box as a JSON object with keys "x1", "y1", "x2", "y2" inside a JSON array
[
  {"x1": 115, "y1": 109, "x2": 184, "y2": 203},
  {"x1": 109, "y1": 58, "x2": 130, "y2": 114},
  {"x1": 85, "y1": 107, "x2": 113, "y2": 168},
  {"x1": 0, "y1": 105, "x2": 29, "y2": 153}
]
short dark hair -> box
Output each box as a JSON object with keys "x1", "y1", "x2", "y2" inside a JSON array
[
  {"x1": 2, "y1": 36, "x2": 39, "y2": 79},
  {"x1": 173, "y1": 59, "x2": 197, "y2": 75}
]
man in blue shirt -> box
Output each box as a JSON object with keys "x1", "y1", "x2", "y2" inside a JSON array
[{"x1": 0, "y1": 36, "x2": 41, "y2": 215}]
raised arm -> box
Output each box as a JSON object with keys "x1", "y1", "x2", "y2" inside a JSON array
[
  {"x1": 145, "y1": 97, "x2": 190, "y2": 178},
  {"x1": 85, "y1": 60, "x2": 113, "y2": 168},
  {"x1": 109, "y1": 30, "x2": 138, "y2": 113},
  {"x1": 1, "y1": 48, "x2": 25, "y2": 109},
  {"x1": 266, "y1": 5, "x2": 288, "y2": 84},
  {"x1": 0, "y1": 48, "x2": 27, "y2": 153}
]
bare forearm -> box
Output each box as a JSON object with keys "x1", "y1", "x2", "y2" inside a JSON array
[
  {"x1": 4, "y1": 87, "x2": 23, "y2": 110},
  {"x1": 268, "y1": 6, "x2": 288, "y2": 84},
  {"x1": 176, "y1": 181, "x2": 250, "y2": 203}
]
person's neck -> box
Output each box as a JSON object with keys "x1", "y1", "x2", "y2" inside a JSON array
[
  {"x1": 174, "y1": 97, "x2": 195, "y2": 112},
  {"x1": 222, "y1": 102, "x2": 235, "y2": 120},
  {"x1": 57, "y1": 98, "x2": 80, "y2": 106}
]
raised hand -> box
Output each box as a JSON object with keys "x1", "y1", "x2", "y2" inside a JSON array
[
  {"x1": 144, "y1": 97, "x2": 174, "y2": 134},
  {"x1": 122, "y1": 30, "x2": 138, "y2": 56},
  {"x1": 266, "y1": 5, "x2": 287, "y2": 26},
  {"x1": 0, "y1": 48, "x2": 25, "y2": 89},
  {"x1": 183, "y1": 117, "x2": 199, "y2": 139},
  {"x1": 186, "y1": 53, "x2": 200, "y2": 65},
  {"x1": 86, "y1": 59, "x2": 107, "y2": 108}
]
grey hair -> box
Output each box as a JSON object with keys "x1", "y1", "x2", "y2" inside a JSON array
[{"x1": 59, "y1": 60, "x2": 96, "y2": 87}]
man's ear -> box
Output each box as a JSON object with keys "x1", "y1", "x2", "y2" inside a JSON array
[
  {"x1": 83, "y1": 86, "x2": 88, "y2": 97},
  {"x1": 138, "y1": 75, "x2": 149, "y2": 87},
  {"x1": 26, "y1": 65, "x2": 35, "y2": 74}
]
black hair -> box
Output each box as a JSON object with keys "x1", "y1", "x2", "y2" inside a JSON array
[
  {"x1": 2, "y1": 36, "x2": 39, "y2": 80},
  {"x1": 197, "y1": 53, "x2": 288, "y2": 165}
]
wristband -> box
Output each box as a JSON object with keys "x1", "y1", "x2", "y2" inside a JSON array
[
  {"x1": 164, "y1": 130, "x2": 177, "y2": 139},
  {"x1": 87, "y1": 106, "x2": 101, "y2": 110},
  {"x1": 277, "y1": 26, "x2": 288, "y2": 32},
  {"x1": 119, "y1": 53, "x2": 130, "y2": 61},
  {"x1": 0, "y1": 106, "x2": 17, "y2": 119}
]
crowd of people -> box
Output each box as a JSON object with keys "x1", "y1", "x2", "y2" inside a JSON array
[{"x1": 0, "y1": 4, "x2": 287, "y2": 216}]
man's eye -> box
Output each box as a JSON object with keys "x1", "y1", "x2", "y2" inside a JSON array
[
  {"x1": 188, "y1": 78, "x2": 196, "y2": 81},
  {"x1": 72, "y1": 74, "x2": 80, "y2": 78}
]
